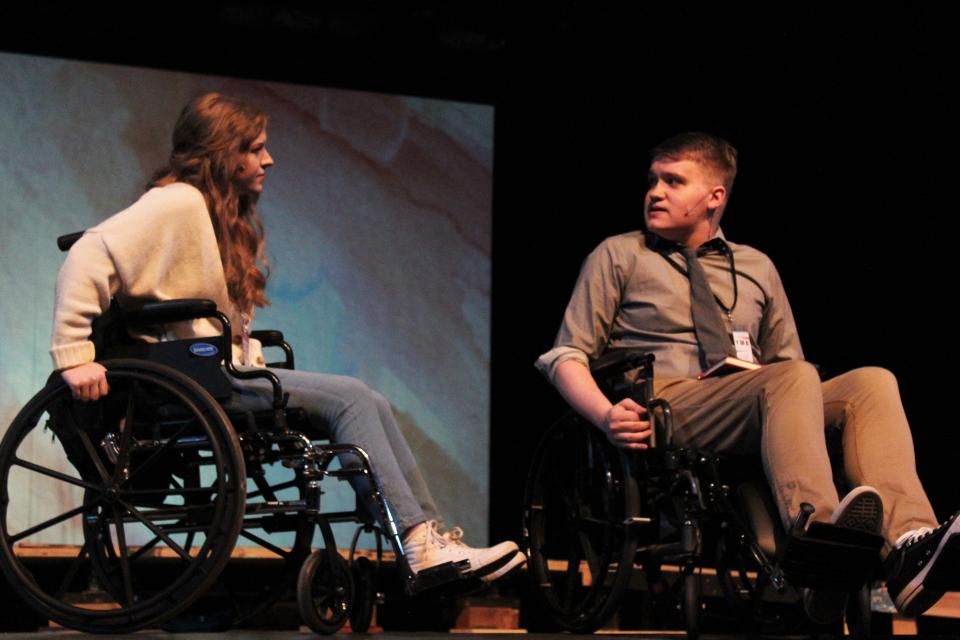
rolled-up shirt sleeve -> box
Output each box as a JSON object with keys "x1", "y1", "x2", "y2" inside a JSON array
[{"x1": 535, "y1": 240, "x2": 625, "y2": 384}]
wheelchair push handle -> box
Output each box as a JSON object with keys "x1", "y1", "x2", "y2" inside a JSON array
[{"x1": 57, "y1": 231, "x2": 84, "y2": 252}]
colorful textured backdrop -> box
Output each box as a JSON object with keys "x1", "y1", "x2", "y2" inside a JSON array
[{"x1": 0, "y1": 51, "x2": 493, "y2": 546}]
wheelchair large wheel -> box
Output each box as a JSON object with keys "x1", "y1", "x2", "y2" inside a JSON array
[
  {"x1": 681, "y1": 568, "x2": 701, "y2": 640},
  {"x1": 0, "y1": 359, "x2": 246, "y2": 632},
  {"x1": 523, "y1": 413, "x2": 640, "y2": 632},
  {"x1": 845, "y1": 583, "x2": 872, "y2": 640}
]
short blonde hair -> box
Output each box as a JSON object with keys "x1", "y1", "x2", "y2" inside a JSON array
[{"x1": 650, "y1": 132, "x2": 738, "y2": 192}]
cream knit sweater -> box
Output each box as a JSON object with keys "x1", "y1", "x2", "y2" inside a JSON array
[{"x1": 50, "y1": 182, "x2": 263, "y2": 369}]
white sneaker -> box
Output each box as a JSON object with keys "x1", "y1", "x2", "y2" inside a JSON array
[
  {"x1": 404, "y1": 520, "x2": 526, "y2": 582},
  {"x1": 443, "y1": 525, "x2": 527, "y2": 581}
]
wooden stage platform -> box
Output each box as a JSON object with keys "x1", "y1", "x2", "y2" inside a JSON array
[{"x1": 3, "y1": 545, "x2": 960, "y2": 638}]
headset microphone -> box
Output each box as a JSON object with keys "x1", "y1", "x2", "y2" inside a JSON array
[{"x1": 685, "y1": 191, "x2": 713, "y2": 216}]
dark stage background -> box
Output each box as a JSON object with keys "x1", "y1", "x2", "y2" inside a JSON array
[{"x1": 5, "y1": 5, "x2": 956, "y2": 548}]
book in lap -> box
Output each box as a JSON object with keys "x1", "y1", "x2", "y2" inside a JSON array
[{"x1": 698, "y1": 356, "x2": 762, "y2": 379}]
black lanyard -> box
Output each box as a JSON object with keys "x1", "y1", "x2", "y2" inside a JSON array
[{"x1": 657, "y1": 240, "x2": 739, "y2": 317}]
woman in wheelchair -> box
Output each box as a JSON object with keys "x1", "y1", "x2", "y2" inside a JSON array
[{"x1": 51, "y1": 93, "x2": 525, "y2": 586}]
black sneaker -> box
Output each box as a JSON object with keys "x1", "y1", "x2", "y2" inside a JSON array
[
  {"x1": 885, "y1": 511, "x2": 960, "y2": 617},
  {"x1": 802, "y1": 486, "x2": 884, "y2": 624}
]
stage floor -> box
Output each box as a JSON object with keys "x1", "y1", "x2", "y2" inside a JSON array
[{"x1": 0, "y1": 632, "x2": 957, "y2": 639}]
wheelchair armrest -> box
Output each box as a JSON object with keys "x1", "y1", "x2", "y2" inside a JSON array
[
  {"x1": 589, "y1": 349, "x2": 655, "y2": 380},
  {"x1": 251, "y1": 330, "x2": 295, "y2": 370},
  {"x1": 120, "y1": 299, "x2": 219, "y2": 325},
  {"x1": 590, "y1": 349, "x2": 655, "y2": 402}
]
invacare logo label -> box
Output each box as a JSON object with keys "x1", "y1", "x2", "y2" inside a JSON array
[{"x1": 189, "y1": 343, "x2": 219, "y2": 357}]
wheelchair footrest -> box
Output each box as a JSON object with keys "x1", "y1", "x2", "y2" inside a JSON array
[
  {"x1": 408, "y1": 559, "x2": 473, "y2": 593},
  {"x1": 779, "y1": 522, "x2": 884, "y2": 590}
]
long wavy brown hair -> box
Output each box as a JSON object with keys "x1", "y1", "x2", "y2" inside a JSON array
[{"x1": 149, "y1": 92, "x2": 269, "y2": 312}]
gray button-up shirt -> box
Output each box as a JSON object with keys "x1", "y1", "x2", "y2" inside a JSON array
[{"x1": 536, "y1": 230, "x2": 803, "y2": 382}]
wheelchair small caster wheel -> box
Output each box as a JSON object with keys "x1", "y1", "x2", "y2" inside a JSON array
[{"x1": 298, "y1": 548, "x2": 354, "y2": 634}]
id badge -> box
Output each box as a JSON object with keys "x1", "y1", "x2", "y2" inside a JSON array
[{"x1": 732, "y1": 328, "x2": 755, "y2": 363}]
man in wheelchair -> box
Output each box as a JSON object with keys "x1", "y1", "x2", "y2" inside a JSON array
[{"x1": 536, "y1": 131, "x2": 959, "y2": 623}]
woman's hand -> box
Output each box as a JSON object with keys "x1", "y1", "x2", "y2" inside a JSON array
[
  {"x1": 61, "y1": 362, "x2": 109, "y2": 401},
  {"x1": 602, "y1": 397, "x2": 653, "y2": 450}
]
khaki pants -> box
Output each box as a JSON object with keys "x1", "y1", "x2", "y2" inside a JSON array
[{"x1": 654, "y1": 361, "x2": 937, "y2": 549}]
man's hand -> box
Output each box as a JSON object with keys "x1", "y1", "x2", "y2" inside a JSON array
[
  {"x1": 602, "y1": 397, "x2": 652, "y2": 450},
  {"x1": 61, "y1": 362, "x2": 109, "y2": 402},
  {"x1": 554, "y1": 359, "x2": 655, "y2": 450}
]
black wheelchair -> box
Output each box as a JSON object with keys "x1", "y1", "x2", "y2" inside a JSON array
[
  {"x1": 0, "y1": 233, "x2": 471, "y2": 634},
  {"x1": 523, "y1": 350, "x2": 885, "y2": 639}
]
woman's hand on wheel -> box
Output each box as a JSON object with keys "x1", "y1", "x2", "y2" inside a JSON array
[{"x1": 62, "y1": 362, "x2": 109, "y2": 401}]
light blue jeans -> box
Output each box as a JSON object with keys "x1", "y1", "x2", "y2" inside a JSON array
[{"x1": 225, "y1": 367, "x2": 442, "y2": 533}]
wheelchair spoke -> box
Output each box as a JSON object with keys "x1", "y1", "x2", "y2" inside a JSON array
[
  {"x1": 117, "y1": 500, "x2": 191, "y2": 562},
  {"x1": 54, "y1": 539, "x2": 91, "y2": 599},
  {"x1": 128, "y1": 534, "x2": 163, "y2": 563},
  {"x1": 112, "y1": 388, "x2": 138, "y2": 485},
  {"x1": 110, "y1": 505, "x2": 136, "y2": 607},
  {"x1": 76, "y1": 427, "x2": 112, "y2": 484},
  {"x1": 10, "y1": 498, "x2": 103, "y2": 543},
  {"x1": 577, "y1": 530, "x2": 602, "y2": 583},
  {"x1": 561, "y1": 542, "x2": 584, "y2": 611},
  {"x1": 12, "y1": 456, "x2": 101, "y2": 491},
  {"x1": 184, "y1": 531, "x2": 196, "y2": 556}
]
